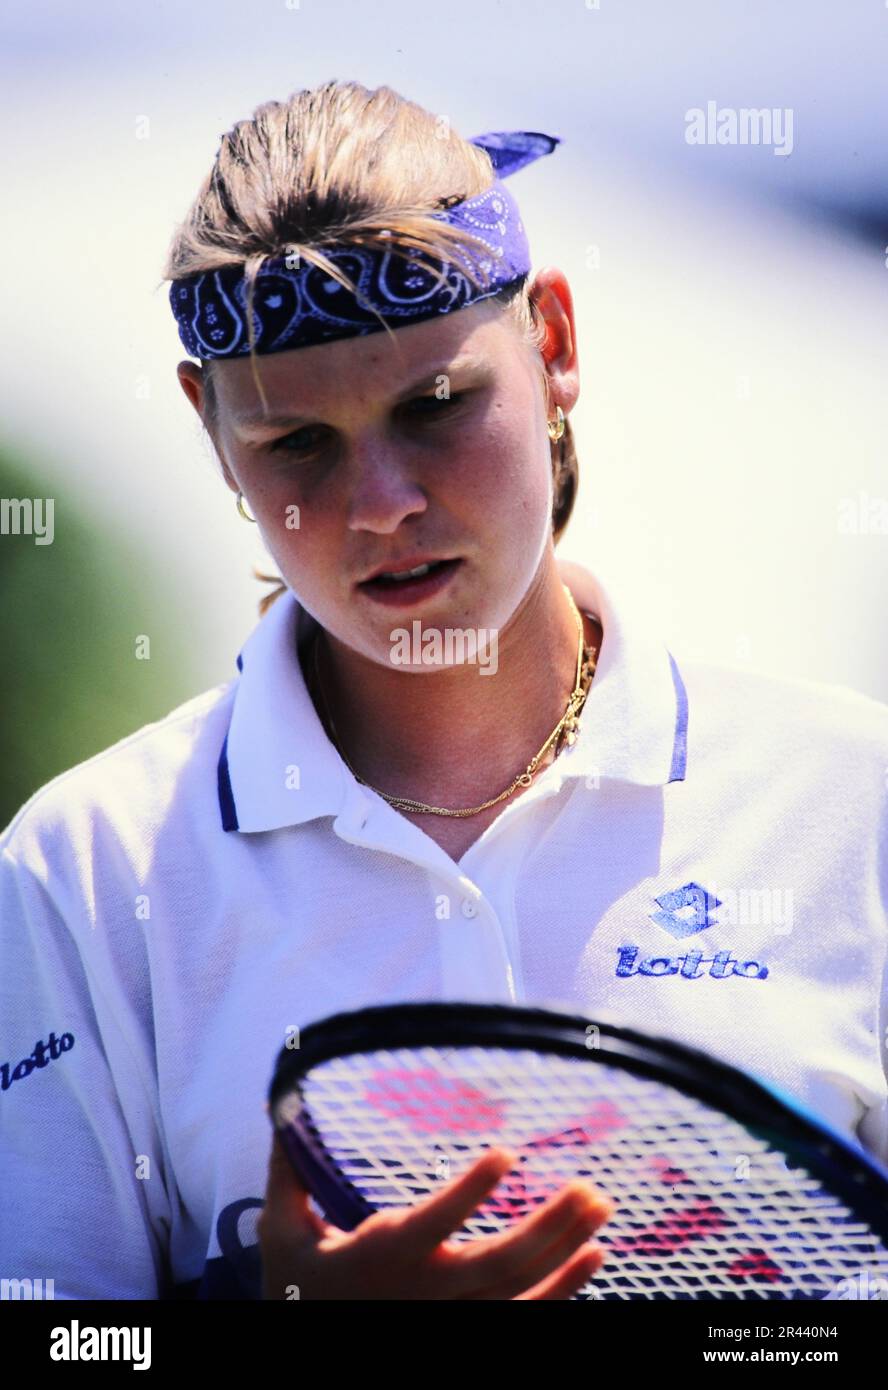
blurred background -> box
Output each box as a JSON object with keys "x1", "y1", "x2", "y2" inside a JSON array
[{"x1": 1, "y1": 0, "x2": 886, "y2": 827}]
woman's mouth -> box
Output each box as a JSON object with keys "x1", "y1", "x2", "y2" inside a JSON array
[{"x1": 357, "y1": 558, "x2": 463, "y2": 607}]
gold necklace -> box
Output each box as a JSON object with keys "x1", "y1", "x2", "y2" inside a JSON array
[{"x1": 310, "y1": 584, "x2": 598, "y2": 818}]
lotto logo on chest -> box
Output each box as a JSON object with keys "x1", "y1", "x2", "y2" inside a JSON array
[
  {"x1": 615, "y1": 882, "x2": 770, "y2": 983},
  {"x1": 616, "y1": 946, "x2": 768, "y2": 979}
]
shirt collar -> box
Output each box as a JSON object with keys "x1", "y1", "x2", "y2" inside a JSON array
[{"x1": 218, "y1": 559, "x2": 688, "y2": 833}]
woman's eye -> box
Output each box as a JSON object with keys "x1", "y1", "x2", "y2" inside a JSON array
[
  {"x1": 268, "y1": 393, "x2": 467, "y2": 454},
  {"x1": 269, "y1": 427, "x2": 324, "y2": 455},
  {"x1": 405, "y1": 392, "x2": 465, "y2": 415}
]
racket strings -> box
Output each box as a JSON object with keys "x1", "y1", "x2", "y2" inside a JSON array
[{"x1": 290, "y1": 1044, "x2": 888, "y2": 1300}]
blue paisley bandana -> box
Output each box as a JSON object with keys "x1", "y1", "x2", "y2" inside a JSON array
[{"x1": 168, "y1": 131, "x2": 560, "y2": 359}]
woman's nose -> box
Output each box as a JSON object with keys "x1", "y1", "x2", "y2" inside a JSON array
[{"x1": 345, "y1": 444, "x2": 428, "y2": 533}]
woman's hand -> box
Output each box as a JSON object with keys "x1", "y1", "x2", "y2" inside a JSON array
[{"x1": 257, "y1": 1130, "x2": 615, "y2": 1300}]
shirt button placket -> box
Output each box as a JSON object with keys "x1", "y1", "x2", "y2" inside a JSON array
[{"x1": 436, "y1": 880, "x2": 515, "y2": 1002}]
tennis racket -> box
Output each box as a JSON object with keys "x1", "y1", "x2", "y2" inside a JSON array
[{"x1": 267, "y1": 1001, "x2": 888, "y2": 1300}]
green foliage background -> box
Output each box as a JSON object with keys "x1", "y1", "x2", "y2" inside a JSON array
[{"x1": 0, "y1": 445, "x2": 201, "y2": 833}]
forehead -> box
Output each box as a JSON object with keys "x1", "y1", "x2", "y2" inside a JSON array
[{"x1": 210, "y1": 297, "x2": 516, "y2": 416}]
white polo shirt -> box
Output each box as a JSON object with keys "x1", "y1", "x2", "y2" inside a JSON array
[{"x1": 2, "y1": 558, "x2": 887, "y2": 1300}]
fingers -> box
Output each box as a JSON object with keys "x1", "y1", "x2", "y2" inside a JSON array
[
  {"x1": 516, "y1": 1242, "x2": 607, "y2": 1301},
  {"x1": 256, "y1": 1130, "x2": 616, "y2": 1301},
  {"x1": 457, "y1": 1179, "x2": 613, "y2": 1300},
  {"x1": 465, "y1": 1177, "x2": 613, "y2": 1271},
  {"x1": 394, "y1": 1144, "x2": 615, "y2": 1302},
  {"x1": 401, "y1": 1146, "x2": 519, "y2": 1252}
]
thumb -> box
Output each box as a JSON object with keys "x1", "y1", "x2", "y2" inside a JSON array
[
  {"x1": 263, "y1": 1130, "x2": 310, "y2": 1214},
  {"x1": 262, "y1": 1129, "x2": 332, "y2": 1241}
]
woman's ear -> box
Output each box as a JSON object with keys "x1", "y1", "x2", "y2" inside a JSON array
[
  {"x1": 176, "y1": 360, "x2": 206, "y2": 416},
  {"x1": 175, "y1": 362, "x2": 238, "y2": 492},
  {"x1": 528, "y1": 268, "x2": 579, "y2": 416}
]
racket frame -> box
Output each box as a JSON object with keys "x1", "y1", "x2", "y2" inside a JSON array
[{"x1": 267, "y1": 1000, "x2": 888, "y2": 1242}]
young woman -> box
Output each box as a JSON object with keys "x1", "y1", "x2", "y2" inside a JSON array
[{"x1": 2, "y1": 80, "x2": 886, "y2": 1302}]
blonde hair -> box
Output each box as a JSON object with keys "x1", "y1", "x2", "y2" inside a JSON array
[{"x1": 162, "y1": 80, "x2": 578, "y2": 616}]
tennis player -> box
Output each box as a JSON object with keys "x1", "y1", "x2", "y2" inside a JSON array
[{"x1": 2, "y1": 81, "x2": 886, "y2": 1301}]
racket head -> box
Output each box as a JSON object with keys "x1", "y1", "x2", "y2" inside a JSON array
[{"x1": 268, "y1": 1001, "x2": 888, "y2": 1299}]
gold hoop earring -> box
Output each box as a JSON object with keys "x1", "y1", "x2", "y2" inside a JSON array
[
  {"x1": 547, "y1": 404, "x2": 565, "y2": 442},
  {"x1": 235, "y1": 490, "x2": 257, "y2": 523}
]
